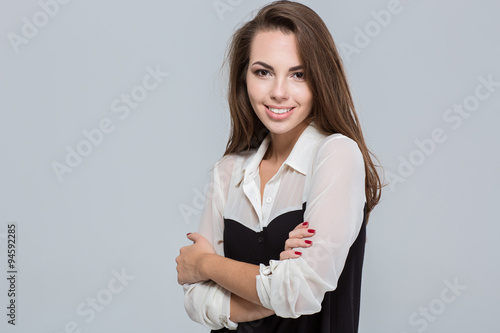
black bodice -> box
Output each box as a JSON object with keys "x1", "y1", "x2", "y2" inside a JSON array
[{"x1": 212, "y1": 202, "x2": 367, "y2": 333}]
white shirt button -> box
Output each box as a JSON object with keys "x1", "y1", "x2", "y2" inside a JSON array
[{"x1": 266, "y1": 197, "x2": 272, "y2": 204}]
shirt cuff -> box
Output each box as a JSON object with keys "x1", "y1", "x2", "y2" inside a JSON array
[
  {"x1": 256, "y1": 263, "x2": 274, "y2": 310},
  {"x1": 220, "y1": 287, "x2": 238, "y2": 330},
  {"x1": 255, "y1": 258, "x2": 333, "y2": 318},
  {"x1": 183, "y1": 281, "x2": 238, "y2": 330}
]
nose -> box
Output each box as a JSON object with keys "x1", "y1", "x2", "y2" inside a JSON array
[{"x1": 270, "y1": 76, "x2": 289, "y2": 102}]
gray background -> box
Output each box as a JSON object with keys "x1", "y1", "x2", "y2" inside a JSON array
[{"x1": 1, "y1": 0, "x2": 498, "y2": 332}]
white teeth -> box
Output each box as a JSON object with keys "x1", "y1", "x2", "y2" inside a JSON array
[{"x1": 268, "y1": 106, "x2": 292, "y2": 114}]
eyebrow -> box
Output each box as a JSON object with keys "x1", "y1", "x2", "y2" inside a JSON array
[{"x1": 251, "y1": 61, "x2": 303, "y2": 72}]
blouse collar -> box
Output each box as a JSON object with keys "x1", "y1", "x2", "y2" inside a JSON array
[{"x1": 241, "y1": 121, "x2": 327, "y2": 184}]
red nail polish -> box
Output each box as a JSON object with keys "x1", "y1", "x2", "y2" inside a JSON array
[
  {"x1": 295, "y1": 251, "x2": 302, "y2": 255},
  {"x1": 302, "y1": 222, "x2": 308, "y2": 226},
  {"x1": 308, "y1": 229, "x2": 316, "y2": 233},
  {"x1": 187, "y1": 233, "x2": 191, "y2": 236},
  {"x1": 305, "y1": 240, "x2": 312, "y2": 245}
]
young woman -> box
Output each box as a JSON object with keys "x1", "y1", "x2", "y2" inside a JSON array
[{"x1": 175, "y1": 1, "x2": 383, "y2": 332}]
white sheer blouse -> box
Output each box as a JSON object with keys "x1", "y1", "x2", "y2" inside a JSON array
[{"x1": 183, "y1": 121, "x2": 367, "y2": 330}]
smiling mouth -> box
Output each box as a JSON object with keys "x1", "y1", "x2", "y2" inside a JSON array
[{"x1": 266, "y1": 105, "x2": 294, "y2": 114}]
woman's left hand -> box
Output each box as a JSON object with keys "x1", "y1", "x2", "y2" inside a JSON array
[
  {"x1": 175, "y1": 233, "x2": 216, "y2": 285},
  {"x1": 280, "y1": 222, "x2": 315, "y2": 260}
]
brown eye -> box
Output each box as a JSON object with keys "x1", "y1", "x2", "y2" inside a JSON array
[
  {"x1": 293, "y1": 72, "x2": 305, "y2": 80},
  {"x1": 255, "y1": 69, "x2": 270, "y2": 77}
]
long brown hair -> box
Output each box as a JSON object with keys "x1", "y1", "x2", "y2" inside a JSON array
[{"x1": 220, "y1": 1, "x2": 385, "y2": 223}]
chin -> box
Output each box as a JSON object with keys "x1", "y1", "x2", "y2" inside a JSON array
[{"x1": 262, "y1": 120, "x2": 297, "y2": 134}]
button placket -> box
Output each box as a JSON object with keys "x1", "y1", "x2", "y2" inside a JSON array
[
  {"x1": 262, "y1": 179, "x2": 277, "y2": 224},
  {"x1": 257, "y1": 232, "x2": 264, "y2": 245}
]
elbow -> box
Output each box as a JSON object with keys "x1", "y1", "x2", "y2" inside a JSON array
[
  {"x1": 183, "y1": 285, "x2": 206, "y2": 325},
  {"x1": 183, "y1": 282, "x2": 237, "y2": 330},
  {"x1": 182, "y1": 283, "x2": 225, "y2": 330},
  {"x1": 183, "y1": 295, "x2": 225, "y2": 330},
  {"x1": 270, "y1": 285, "x2": 329, "y2": 319},
  {"x1": 258, "y1": 259, "x2": 334, "y2": 319}
]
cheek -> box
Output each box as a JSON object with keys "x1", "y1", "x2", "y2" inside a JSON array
[
  {"x1": 245, "y1": 73, "x2": 253, "y2": 95},
  {"x1": 292, "y1": 85, "x2": 313, "y2": 106},
  {"x1": 305, "y1": 90, "x2": 313, "y2": 107},
  {"x1": 245, "y1": 81, "x2": 260, "y2": 113},
  {"x1": 246, "y1": 77, "x2": 266, "y2": 102}
]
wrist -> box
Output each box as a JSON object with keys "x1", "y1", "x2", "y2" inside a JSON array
[{"x1": 199, "y1": 253, "x2": 218, "y2": 280}]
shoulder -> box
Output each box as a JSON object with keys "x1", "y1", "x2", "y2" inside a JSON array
[
  {"x1": 315, "y1": 133, "x2": 364, "y2": 166},
  {"x1": 212, "y1": 151, "x2": 250, "y2": 179}
]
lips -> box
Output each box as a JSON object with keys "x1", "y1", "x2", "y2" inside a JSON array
[
  {"x1": 264, "y1": 105, "x2": 295, "y2": 120},
  {"x1": 265, "y1": 105, "x2": 294, "y2": 114}
]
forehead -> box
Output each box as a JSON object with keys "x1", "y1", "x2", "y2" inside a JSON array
[{"x1": 249, "y1": 30, "x2": 300, "y2": 64}]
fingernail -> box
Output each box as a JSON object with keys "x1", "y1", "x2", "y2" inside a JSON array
[
  {"x1": 187, "y1": 233, "x2": 191, "y2": 236},
  {"x1": 302, "y1": 222, "x2": 309, "y2": 226},
  {"x1": 305, "y1": 240, "x2": 312, "y2": 245},
  {"x1": 308, "y1": 229, "x2": 316, "y2": 233},
  {"x1": 295, "y1": 251, "x2": 302, "y2": 255}
]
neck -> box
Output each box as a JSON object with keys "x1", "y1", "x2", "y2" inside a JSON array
[{"x1": 264, "y1": 119, "x2": 311, "y2": 164}]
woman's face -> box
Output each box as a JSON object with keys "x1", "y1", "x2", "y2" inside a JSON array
[{"x1": 246, "y1": 30, "x2": 313, "y2": 137}]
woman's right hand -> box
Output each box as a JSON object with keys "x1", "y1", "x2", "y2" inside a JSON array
[{"x1": 279, "y1": 221, "x2": 316, "y2": 260}]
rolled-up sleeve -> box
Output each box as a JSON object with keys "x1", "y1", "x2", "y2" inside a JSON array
[
  {"x1": 183, "y1": 281, "x2": 236, "y2": 330},
  {"x1": 255, "y1": 135, "x2": 367, "y2": 318},
  {"x1": 182, "y1": 158, "x2": 238, "y2": 330}
]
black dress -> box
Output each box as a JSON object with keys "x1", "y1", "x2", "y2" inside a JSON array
[{"x1": 212, "y1": 201, "x2": 368, "y2": 333}]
